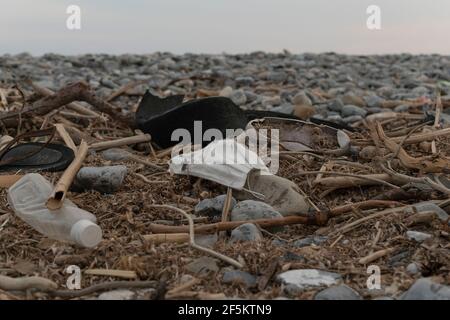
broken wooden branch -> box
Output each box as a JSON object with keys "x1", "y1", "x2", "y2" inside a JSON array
[
  {"x1": 390, "y1": 127, "x2": 450, "y2": 145},
  {"x1": 375, "y1": 122, "x2": 450, "y2": 173},
  {"x1": 353, "y1": 127, "x2": 450, "y2": 147},
  {"x1": 27, "y1": 80, "x2": 102, "y2": 118},
  {"x1": 106, "y1": 80, "x2": 146, "y2": 102},
  {"x1": 55, "y1": 123, "x2": 77, "y2": 153},
  {"x1": 143, "y1": 233, "x2": 189, "y2": 244},
  {"x1": 149, "y1": 212, "x2": 328, "y2": 234},
  {"x1": 358, "y1": 247, "x2": 396, "y2": 264},
  {"x1": 371, "y1": 186, "x2": 429, "y2": 201},
  {"x1": 405, "y1": 211, "x2": 437, "y2": 227},
  {"x1": 333, "y1": 206, "x2": 407, "y2": 235},
  {"x1": 0, "y1": 175, "x2": 23, "y2": 188},
  {"x1": 134, "y1": 173, "x2": 168, "y2": 184},
  {"x1": 165, "y1": 278, "x2": 201, "y2": 299},
  {"x1": 380, "y1": 100, "x2": 429, "y2": 109},
  {"x1": 330, "y1": 200, "x2": 403, "y2": 216},
  {"x1": 434, "y1": 90, "x2": 443, "y2": 129},
  {"x1": 379, "y1": 162, "x2": 450, "y2": 195},
  {"x1": 89, "y1": 134, "x2": 151, "y2": 151},
  {"x1": 84, "y1": 269, "x2": 137, "y2": 279},
  {"x1": 295, "y1": 170, "x2": 400, "y2": 189},
  {"x1": 0, "y1": 82, "x2": 134, "y2": 128},
  {"x1": 47, "y1": 140, "x2": 88, "y2": 210}
]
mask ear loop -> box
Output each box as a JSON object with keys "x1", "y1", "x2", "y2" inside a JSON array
[
  {"x1": 241, "y1": 170, "x2": 266, "y2": 200},
  {"x1": 0, "y1": 126, "x2": 57, "y2": 167}
]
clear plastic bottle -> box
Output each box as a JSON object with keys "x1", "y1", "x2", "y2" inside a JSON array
[{"x1": 8, "y1": 173, "x2": 102, "y2": 248}]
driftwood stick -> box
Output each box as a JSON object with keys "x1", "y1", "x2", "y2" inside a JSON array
[
  {"x1": 221, "y1": 187, "x2": 233, "y2": 224},
  {"x1": 380, "y1": 100, "x2": 429, "y2": 109},
  {"x1": 128, "y1": 154, "x2": 164, "y2": 171},
  {"x1": 405, "y1": 211, "x2": 436, "y2": 226},
  {"x1": 84, "y1": 269, "x2": 137, "y2": 279},
  {"x1": 106, "y1": 80, "x2": 146, "y2": 102},
  {"x1": 80, "y1": 86, "x2": 134, "y2": 127},
  {"x1": 0, "y1": 175, "x2": 23, "y2": 188},
  {"x1": 0, "y1": 275, "x2": 57, "y2": 291},
  {"x1": 55, "y1": 123, "x2": 77, "y2": 153},
  {"x1": 0, "y1": 88, "x2": 8, "y2": 107},
  {"x1": 366, "y1": 112, "x2": 423, "y2": 123},
  {"x1": 296, "y1": 171, "x2": 400, "y2": 189},
  {"x1": 434, "y1": 90, "x2": 442, "y2": 129},
  {"x1": 149, "y1": 212, "x2": 328, "y2": 234},
  {"x1": 354, "y1": 127, "x2": 450, "y2": 147},
  {"x1": 219, "y1": 187, "x2": 233, "y2": 239},
  {"x1": 59, "y1": 111, "x2": 99, "y2": 119},
  {"x1": 48, "y1": 280, "x2": 157, "y2": 298},
  {"x1": 379, "y1": 162, "x2": 450, "y2": 195},
  {"x1": 134, "y1": 173, "x2": 168, "y2": 184},
  {"x1": 358, "y1": 247, "x2": 396, "y2": 264},
  {"x1": 143, "y1": 233, "x2": 190, "y2": 244},
  {"x1": 372, "y1": 187, "x2": 427, "y2": 201},
  {"x1": 89, "y1": 134, "x2": 151, "y2": 151},
  {"x1": 333, "y1": 206, "x2": 406, "y2": 235},
  {"x1": 390, "y1": 127, "x2": 450, "y2": 145},
  {"x1": 165, "y1": 291, "x2": 226, "y2": 300},
  {"x1": 330, "y1": 200, "x2": 403, "y2": 216},
  {"x1": 0, "y1": 82, "x2": 134, "y2": 127},
  {"x1": 156, "y1": 147, "x2": 176, "y2": 158},
  {"x1": 47, "y1": 140, "x2": 88, "y2": 210},
  {"x1": 165, "y1": 278, "x2": 201, "y2": 298},
  {"x1": 431, "y1": 90, "x2": 443, "y2": 155},
  {"x1": 314, "y1": 173, "x2": 404, "y2": 189},
  {"x1": 375, "y1": 122, "x2": 450, "y2": 173},
  {"x1": 0, "y1": 82, "x2": 88, "y2": 119},
  {"x1": 28, "y1": 80, "x2": 101, "y2": 117}
]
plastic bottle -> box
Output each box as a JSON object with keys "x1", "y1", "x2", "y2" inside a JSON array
[{"x1": 7, "y1": 173, "x2": 102, "y2": 248}]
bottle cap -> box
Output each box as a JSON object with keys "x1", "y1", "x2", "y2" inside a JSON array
[{"x1": 70, "y1": 219, "x2": 102, "y2": 248}]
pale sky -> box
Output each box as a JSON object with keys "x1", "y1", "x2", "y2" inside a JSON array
[{"x1": 1, "y1": 0, "x2": 449, "y2": 55}]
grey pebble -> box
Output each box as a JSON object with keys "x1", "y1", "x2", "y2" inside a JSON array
[
  {"x1": 277, "y1": 269, "x2": 342, "y2": 293},
  {"x1": 341, "y1": 105, "x2": 367, "y2": 117},
  {"x1": 230, "y1": 223, "x2": 263, "y2": 243},
  {"x1": 230, "y1": 89, "x2": 247, "y2": 106},
  {"x1": 222, "y1": 270, "x2": 257, "y2": 288},
  {"x1": 72, "y1": 165, "x2": 127, "y2": 194},
  {"x1": 98, "y1": 289, "x2": 135, "y2": 300},
  {"x1": 185, "y1": 257, "x2": 219, "y2": 276},
  {"x1": 401, "y1": 278, "x2": 450, "y2": 300},
  {"x1": 406, "y1": 231, "x2": 432, "y2": 242},
  {"x1": 195, "y1": 194, "x2": 237, "y2": 217},
  {"x1": 293, "y1": 236, "x2": 328, "y2": 248},
  {"x1": 314, "y1": 285, "x2": 362, "y2": 300},
  {"x1": 231, "y1": 200, "x2": 282, "y2": 221}
]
